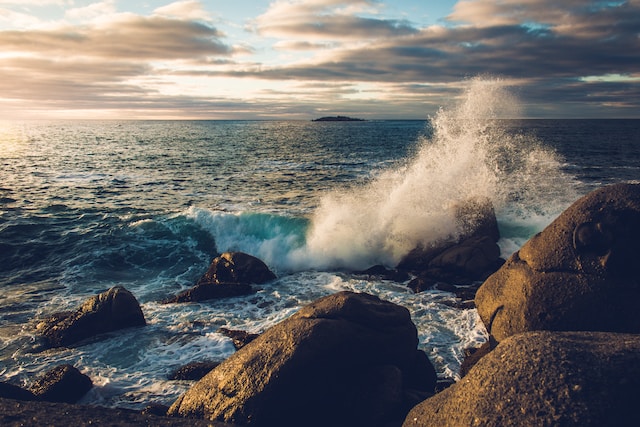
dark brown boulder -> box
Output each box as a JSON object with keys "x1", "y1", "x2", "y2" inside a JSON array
[
  {"x1": 404, "y1": 331, "x2": 640, "y2": 427},
  {"x1": 476, "y1": 183, "x2": 640, "y2": 343},
  {"x1": 164, "y1": 252, "x2": 275, "y2": 303},
  {"x1": 199, "y1": 252, "x2": 276, "y2": 286},
  {"x1": 397, "y1": 198, "x2": 502, "y2": 283},
  {"x1": 427, "y1": 235, "x2": 502, "y2": 280},
  {"x1": 36, "y1": 286, "x2": 146, "y2": 348},
  {"x1": 29, "y1": 364, "x2": 92, "y2": 404},
  {"x1": 168, "y1": 291, "x2": 436, "y2": 427}
]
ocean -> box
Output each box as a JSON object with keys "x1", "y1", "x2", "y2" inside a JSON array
[{"x1": 1, "y1": 84, "x2": 639, "y2": 409}]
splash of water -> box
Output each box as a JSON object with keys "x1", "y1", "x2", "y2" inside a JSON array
[{"x1": 291, "y1": 77, "x2": 578, "y2": 270}]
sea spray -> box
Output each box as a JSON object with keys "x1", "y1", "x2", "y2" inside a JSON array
[
  {"x1": 292, "y1": 77, "x2": 579, "y2": 270},
  {"x1": 187, "y1": 79, "x2": 578, "y2": 271}
]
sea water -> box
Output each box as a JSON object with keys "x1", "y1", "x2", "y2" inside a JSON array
[{"x1": 1, "y1": 79, "x2": 639, "y2": 409}]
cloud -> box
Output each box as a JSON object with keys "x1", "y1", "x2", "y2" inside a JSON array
[
  {"x1": 273, "y1": 40, "x2": 337, "y2": 51},
  {"x1": 0, "y1": 0, "x2": 70, "y2": 5},
  {"x1": 253, "y1": 0, "x2": 418, "y2": 42},
  {"x1": 65, "y1": 0, "x2": 117, "y2": 21},
  {"x1": 0, "y1": 7, "x2": 44, "y2": 27},
  {"x1": 229, "y1": 1, "x2": 639, "y2": 85},
  {"x1": 153, "y1": 0, "x2": 212, "y2": 21},
  {"x1": 0, "y1": 15, "x2": 232, "y2": 59},
  {"x1": 1, "y1": 0, "x2": 639, "y2": 119}
]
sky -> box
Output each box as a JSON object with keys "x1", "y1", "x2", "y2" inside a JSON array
[{"x1": 0, "y1": 0, "x2": 638, "y2": 119}]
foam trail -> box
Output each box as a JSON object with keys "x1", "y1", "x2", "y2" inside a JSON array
[{"x1": 291, "y1": 77, "x2": 578, "y2": 270}]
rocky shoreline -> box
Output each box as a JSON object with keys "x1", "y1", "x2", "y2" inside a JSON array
[{"x1": 2, "y1": 183, "x2": 639, "y2": 426}]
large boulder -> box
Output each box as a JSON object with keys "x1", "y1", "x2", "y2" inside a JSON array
[
  {"x1": 168, "y1": 291, "x2": 436, "y2": 427},
  {"x1": 398, "y1": 198, "x2": 502, "y2": 284},
  {"x1": 29, "y1": 364, "x2": 93, "y2": 404},
  {"x1": 476, "y1": 183, "x2": 640, "y2": 343},
  {"x1": 164, "y1": 252, "x2": 275, "y2": 303},
  {"x1": 36, "y1": 286, "x2": 146, "y2": 348},
  {"x1": 404, "y1": 331, "x2": 640, "y2": 427}
]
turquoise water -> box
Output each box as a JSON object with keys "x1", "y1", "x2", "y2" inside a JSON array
[{"x1": 1, "y1": 85, "x2": 639, "y2": 408}]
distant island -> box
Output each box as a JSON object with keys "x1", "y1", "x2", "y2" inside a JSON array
[{"x1": 312, "y1": 116, "x2": 366, "y2": 122}]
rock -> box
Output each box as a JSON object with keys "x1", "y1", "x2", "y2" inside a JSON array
[
  {"x1": 0, "y1": 382, "x2": 36, "y2": 401},
  {"x1": 198, "y1": 252, "x2": 276, "y2": 286},
  {"x1": 36, "y1": 286, "x2": 146, "y2": 348},
  {"x1": 404, "y1": 331, "x2": 640, "y2": 427},
  {"x1": 29, "y1": 364, "x2": 93, "y2": 404},
  {"x1": 163, "y1": 252, "x2": 275, "y2": 303},
  {"x1": 476, "y1": 183, "x2": 640, "y2": 343},
  {"x1": 140, "y1": 404, "x2": 171, "y2": 416},
  {"x1": 453, "y1": 197, "x2": 500, "y2": 243},
  {"x1": 168, "y1": 362, "x2": 221, "y2": 381},
  {"x1": 218, "y1": 328, "x2": 259, "y2": 350},
  {"x1": 428, "y1": 235, "x2": 502, "y2": 280},
  {"x1": 354, "y1": 265, "x2": 410, "y2": 282},
  {"x1": 168, "y1": 291, "x2": 437, "y2": 427},
  {"x1": 397, "y1": 198, "x2": 502, "y2": 283},
  {"x1": 162, "y1": 283, "x2": 255, "y2": 303},
  {"x1": 0, "y1": 397, "x2": 231, "y2": 427},
  {"x1": 458, "y1": 341, "x2": 493, "y2": 377}
]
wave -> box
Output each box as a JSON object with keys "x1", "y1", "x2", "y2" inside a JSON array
[
  {"x1": 292, "y1": 77, "x2": 579, "y2": 270},
  {"x1": 188, "y1": 78, "x2": 580, "y2": 273}
]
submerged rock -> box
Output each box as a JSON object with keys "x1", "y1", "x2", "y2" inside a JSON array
[
  {"x1": 404, "y1": 331, "x2": 640, "y2": 427},
  {"x1": 168, "y1": 291, "x2": 436, "y2": 427},
  {"x1": 36, "y1": 286, "x2": 146, "y2": 349},
  {"x1": 164, "y1": 252, "x2": 275, "y2": 303},
  {"x1": 29, "y1": 364, "x2": 93, "y2": 404},
  {"x1": 476, "y1": 183, "x2": 640, "y2": 343}
]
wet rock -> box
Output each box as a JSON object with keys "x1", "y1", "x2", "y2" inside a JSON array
[
  {"x1": 218, "y1": 328, "x2": 259, "y2": 350},
  {"x1": 354, "y1": 265, "x2": 410, "y2": 282},
  {"x1": 476, "y1": 183, "x2": 640, "y2": 343},
  {"x1": 29, "y1": 364, "x2": 92, "y2": 404},
  {"x1": 0, "y1": 382, "x2": 36, "y2": 401},
  {"x1": 163, "y1": 283, "x2": 255, "y2": 303},
  {"x1": 164, "y1": 252, "x2": 275, "y2": 303},
  {"x1": 168, "y1": 362, "x2": 221, "y2": 381},
  {"x1": 198, "y1": 252, "x2": 276, "y2": 286},
  {"x1": 168, "y1": 291, "x2": 437, "y2": 427},
  {"x1": 404, "y1": 331, "x2": 640, "y2": 427},
  {"x1": 36, "y1": 286, "x2": 146, "y2": 348},
  {"x1": 398, "y1": 198, "x2": 502, "y2": 284}
]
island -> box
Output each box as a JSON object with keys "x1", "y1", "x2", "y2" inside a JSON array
[{"x1": 311, "y1": 116, "x2": 365, "y2": 122}]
